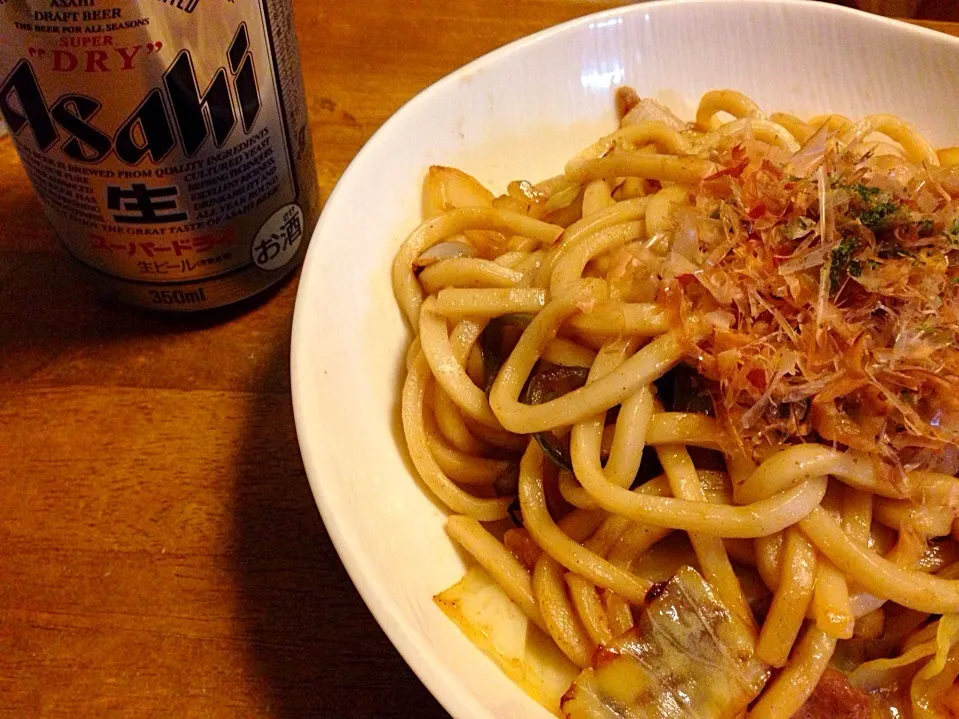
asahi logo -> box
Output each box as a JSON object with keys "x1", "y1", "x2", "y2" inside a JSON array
[{"x1": 0, "y1": 22, "x2": 259, "y2": 165}]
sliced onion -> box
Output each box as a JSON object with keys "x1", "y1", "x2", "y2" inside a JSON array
[
  {"x1": 507, "y1": 180, "x2": 547, "y2": 206},
  {"x1": 621, "y1": 98, "x2": 685, "y2": 131},
  {"x1": 412, "y1": 239, "x2": 475, "y2": 268},
  {"x1": 423, "y1": 165, "x2": 494, "y2": 217},
  {"x1": 544, "y1": 183, "x2": 583, "y2": 212}
]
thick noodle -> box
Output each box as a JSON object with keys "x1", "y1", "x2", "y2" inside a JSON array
[{"x1": 392, "y1": 89, "x2": 959, "y2": 718}]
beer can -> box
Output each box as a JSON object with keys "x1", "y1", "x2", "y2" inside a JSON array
[{"x1": 0, "y1": 0, "x2": 319, "y2": 311}]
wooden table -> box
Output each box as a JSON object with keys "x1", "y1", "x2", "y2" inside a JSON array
[{"x1": 0, "y1": 3, "x2": 955, "y2": 717}]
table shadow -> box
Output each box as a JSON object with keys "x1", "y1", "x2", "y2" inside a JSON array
[
  {"x1": 230, "y1": 339, "x2": 450, "y2": 718},
  {"x1": 1, "y1": 251, "x2": 450, "y2": 716}
]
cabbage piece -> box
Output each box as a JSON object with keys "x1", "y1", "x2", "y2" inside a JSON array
[
  {"x1": 561, "y1": 566, "x2": 769, "y2": 719},
  {"x1": 912, "y1": 614, "x2": 959, "y2": 719},
  {"x1": 849, "y1": 614, "x2": 959, "y2": 719},
  {"x1": 435, "y1": 566, "x2": 578, "y2": 714},
  {"x1": 848, "y1": 640, "x2": 937, "y2": 693}
]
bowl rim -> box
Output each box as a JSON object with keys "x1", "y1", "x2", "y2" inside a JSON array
[{"x1": 290, "y1": 2, "x2": 959, "y2": 717}]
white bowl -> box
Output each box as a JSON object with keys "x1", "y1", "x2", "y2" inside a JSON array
[{"x1": 290, "y1": 2, "x2": 959, "y2": 717}]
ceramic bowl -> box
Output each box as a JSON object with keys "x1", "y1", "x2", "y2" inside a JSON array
[{"x1": 290, "y1": 3, "x2": 959, "y2": 716}]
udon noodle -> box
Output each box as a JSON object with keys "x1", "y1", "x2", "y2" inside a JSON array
[{"x1": 392, "y1": 88, "x2": 959, "y2": 718}]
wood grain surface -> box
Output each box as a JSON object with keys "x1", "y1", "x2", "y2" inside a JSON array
[{"x1": 0, "y1": 3, "x2": 955, "y2": 718}]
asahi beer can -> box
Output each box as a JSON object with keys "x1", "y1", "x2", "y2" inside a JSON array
[{"x1": 0, "y1": 0, "x2": 319, "y2": 311}]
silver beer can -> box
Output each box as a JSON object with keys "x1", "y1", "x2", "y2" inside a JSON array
[{"x1": 0, "y1": 0, "x2": 319, "y2": 310}]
